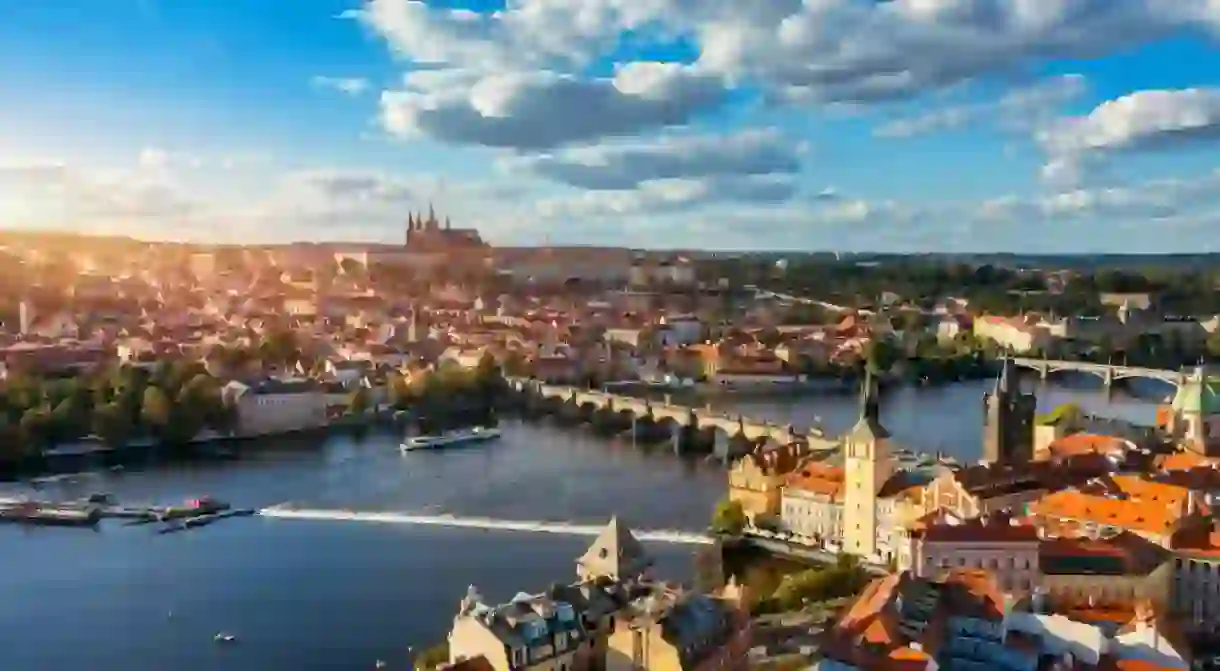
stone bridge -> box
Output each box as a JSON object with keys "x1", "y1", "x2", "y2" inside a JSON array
[
  {"x1": 1009, "y1": 358, "x2": 1189, "y2": 388},
  {"x1": 509, "y1": 378, "x2": 839, "y2": 459}
]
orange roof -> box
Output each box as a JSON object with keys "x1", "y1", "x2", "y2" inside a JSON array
[
  {"x1": 1098, "y1": 657, "x2": 1182, "y2": 671},
  {"x1": 784, "y1": 462, "x2": 845, "y2": 501},
  {"x1": 888, "y1": 647, "x2": 929, "y2": 662},
  {"x1": 1105, "y1": 475, "x2": 1198, "y2": 511},
  {"x1": 1156, "y1": 450, "x2": 1220, "y2": 471},
  {"x1": 1031, "y1": 483, "x2": 1190, "y2": 537},
  {"x1": 1047, "y1": 433, "x2": 1128, "y2": 459}
]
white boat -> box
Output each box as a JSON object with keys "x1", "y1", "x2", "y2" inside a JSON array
[{"x1": 400, "y1": 426, "x2": 502, "y2": 453}]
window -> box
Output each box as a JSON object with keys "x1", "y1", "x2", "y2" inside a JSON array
[
  {"x1": 556, "y1": 631, "x2": 567, "y2": 649},
  {"x1": 512, "y1": 647, "x2": 526, "y2": 668}
]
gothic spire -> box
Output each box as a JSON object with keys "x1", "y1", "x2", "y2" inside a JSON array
[
  {"x1": 849, "y1": 365, "x2": 890, "y2": 442},
  {"x1": 995, "y1": 349, "x2": 1014, "y2": 395},
  {"x1": 860, "y1": 366, "x2": 880, "y2": 424}
]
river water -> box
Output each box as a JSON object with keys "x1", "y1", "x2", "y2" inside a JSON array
[{"x1": 0, "y1": 375, "x2": 1171, "y2": 671}]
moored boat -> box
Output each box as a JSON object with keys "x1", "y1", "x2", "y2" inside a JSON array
[{"x1": 400, "y1": 426, "x2": 501, "y2": 453}]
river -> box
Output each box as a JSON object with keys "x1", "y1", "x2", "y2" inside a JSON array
[{"x1": 0, "y1": 374, "x2": 1172, "y2": 671}]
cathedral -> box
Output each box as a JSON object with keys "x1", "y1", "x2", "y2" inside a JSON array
[{"x1": 404, "y1": 205, "x2": 488, "y2": 253}]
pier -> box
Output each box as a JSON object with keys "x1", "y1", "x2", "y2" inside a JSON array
[{"x1": 258, "y1": 505, "x2": 713, "y2": 545}]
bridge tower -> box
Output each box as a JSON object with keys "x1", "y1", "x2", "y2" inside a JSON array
[
  {"x1": 982, "y1": 356, "x2": 1036, "y2": 465},
  {"x1": 842, "y1": 368, "x2": 893, "y2": 561}
]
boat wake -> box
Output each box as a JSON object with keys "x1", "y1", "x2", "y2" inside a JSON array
[{"x1": 258, "y1": 505, "x2": 711, "y2": 545}]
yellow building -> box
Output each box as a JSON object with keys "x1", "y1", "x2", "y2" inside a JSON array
[
  {"x1": 726, "y1": 442, "x2": 809, "y2": 521},
  {"x1": 604, "y1": 586, "x2": 752, "y2": 671}
]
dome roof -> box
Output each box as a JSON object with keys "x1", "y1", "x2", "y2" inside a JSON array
[{"x1": 1171, "y1": 367, "x2": 1220, "y2": 415}]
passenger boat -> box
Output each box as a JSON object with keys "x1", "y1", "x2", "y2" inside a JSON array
[{"x1": 400, "y1": 426, "x2": 501, "y2": 453}]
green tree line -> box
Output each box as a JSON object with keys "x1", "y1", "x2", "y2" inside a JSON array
[{"x1": 0, "y1": 361, "x2": 234, "y2": 465}]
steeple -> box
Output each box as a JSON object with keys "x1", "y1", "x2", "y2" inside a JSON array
[
  {"x1": 428, "y1": 203, "x2": 437, "y2": 230},
  {"x1": 860, "y1": 366, "x2": 881, "y2": 425},
  {"x1": 576, "y1": 516, "x2": 653, "y2": 582},
  {"x1": 995, "y1": 350, "x2": 1015, "y2": 396},
  {"x1": 445, "y1": 215, "x2": 451, "y2": 230}
]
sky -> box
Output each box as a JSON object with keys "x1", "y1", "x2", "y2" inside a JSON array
[{"x1": 5, "y1": 1, "x2": 1220, "y2": 253}]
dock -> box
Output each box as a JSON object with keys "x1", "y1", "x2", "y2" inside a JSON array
[{"x1": 0, "y1": 495, "x2": 240, "y2": 529}]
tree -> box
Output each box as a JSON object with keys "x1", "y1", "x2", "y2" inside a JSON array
[
  {"x1": 502, "y1": 351, "x2": 530, "y2": 378},
  {"x1": 710, "y1": 498, "x2": 747, "y2": 535},
  {"x1": 346, "y1": 386, "x2": 371, "y2": 415},
  {"x1": 18, "y1": 407, "x2": 51, "y2": 453},
  {"x1": 91, "y1": 401, "x2": 132, "y2": 449},
  {"x1": 387, "y1": 373, "x2": 413, "y2": 409},
  {"x1": 140, "y1": 386, "x2": 173, "y2": 430},
  {"x1": 863, "y1": 337, "x2": 900, "y2": 374}
]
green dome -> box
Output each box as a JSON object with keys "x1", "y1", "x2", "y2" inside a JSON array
[{"x1": 1171, "y1": 368, "x2": 1220, "y2": 415}]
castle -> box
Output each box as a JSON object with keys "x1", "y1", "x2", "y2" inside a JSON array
[{"x1": 404, "y1": 205, "x2": 487, "y2": 253}]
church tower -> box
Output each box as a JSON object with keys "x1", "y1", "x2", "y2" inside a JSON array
[
  {"x1": 982, "y1": 355, "x2": 1036, "y2": 465},
  {"x1": 842, "y1": 368, "x2": 893, "y2": 560}
]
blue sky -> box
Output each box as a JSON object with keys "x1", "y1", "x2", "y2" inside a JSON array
[{"x1": 5, "y1": 0, "x2": 1220, "y2": 252}]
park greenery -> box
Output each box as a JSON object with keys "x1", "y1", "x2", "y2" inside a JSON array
[
  {"x1": 708, "y1": 256, "x2": 1220, "y2": 316},
  {"x1": 386, "y1": 353, "x2": 508, "y2": 433},
  {"x1": 1036, "y1": 402, "x2": 1083, "y2": 427},
  {"x1": 753, "y1": 554, "x2": 870, "y2": 614},
  {"x1": 0, "y1": 360, "x2": 234, "y2": 465},
  {"x1": 711, "y1": 498, "x2": 747, "y2": 536},
  {"x1": 414, "y1": 642, "x2": 450, "y2": 670}
]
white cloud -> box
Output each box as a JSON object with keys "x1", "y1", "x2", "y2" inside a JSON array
[
  {"x1": 512, "y1": 128, "x2": 799, "y2": 190},
  {"x1": 137, "y1": 147, "x2": 205, "y2": 170},
  {"x1": 537, "y1": 174, "x2": 797, "y2": 218},
  {"x1": 1039, "y1": 87, "x2": 1220, "y2": 156},
  {"x1": 311, "y1": 76, "x2": 371, "y2": 96},
  {"x1": 379, "y1": 62, "x2": 728, "y2": 150},
  {"x1": 1035, "y1": 87, "x2": 1220, "y2": 185},
  {"x1": 981, "y1": 168, "x2": 1220, "y2": 222},
  {"x1": 876, "y1": 74, "x2": 1087, "y2": 138},
  {"x1": 349, "y1": 0, "x2": 1220, "y2": 158}
]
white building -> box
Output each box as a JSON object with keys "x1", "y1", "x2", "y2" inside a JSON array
[
  {"x1": 223, "y1": 379, "x2": 328, "y2": 437},
  {"x1": 780, "y1": 463, "x2": 844, "y2": 541}
]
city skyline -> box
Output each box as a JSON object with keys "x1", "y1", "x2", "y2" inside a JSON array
[{"x1": 3, "y1": 0, "x2": 1220, "y2": 253}]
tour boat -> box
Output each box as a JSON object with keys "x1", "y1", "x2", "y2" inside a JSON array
[{"x1": 400, "y1": 426, "x2": 502, "y2": 453}]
